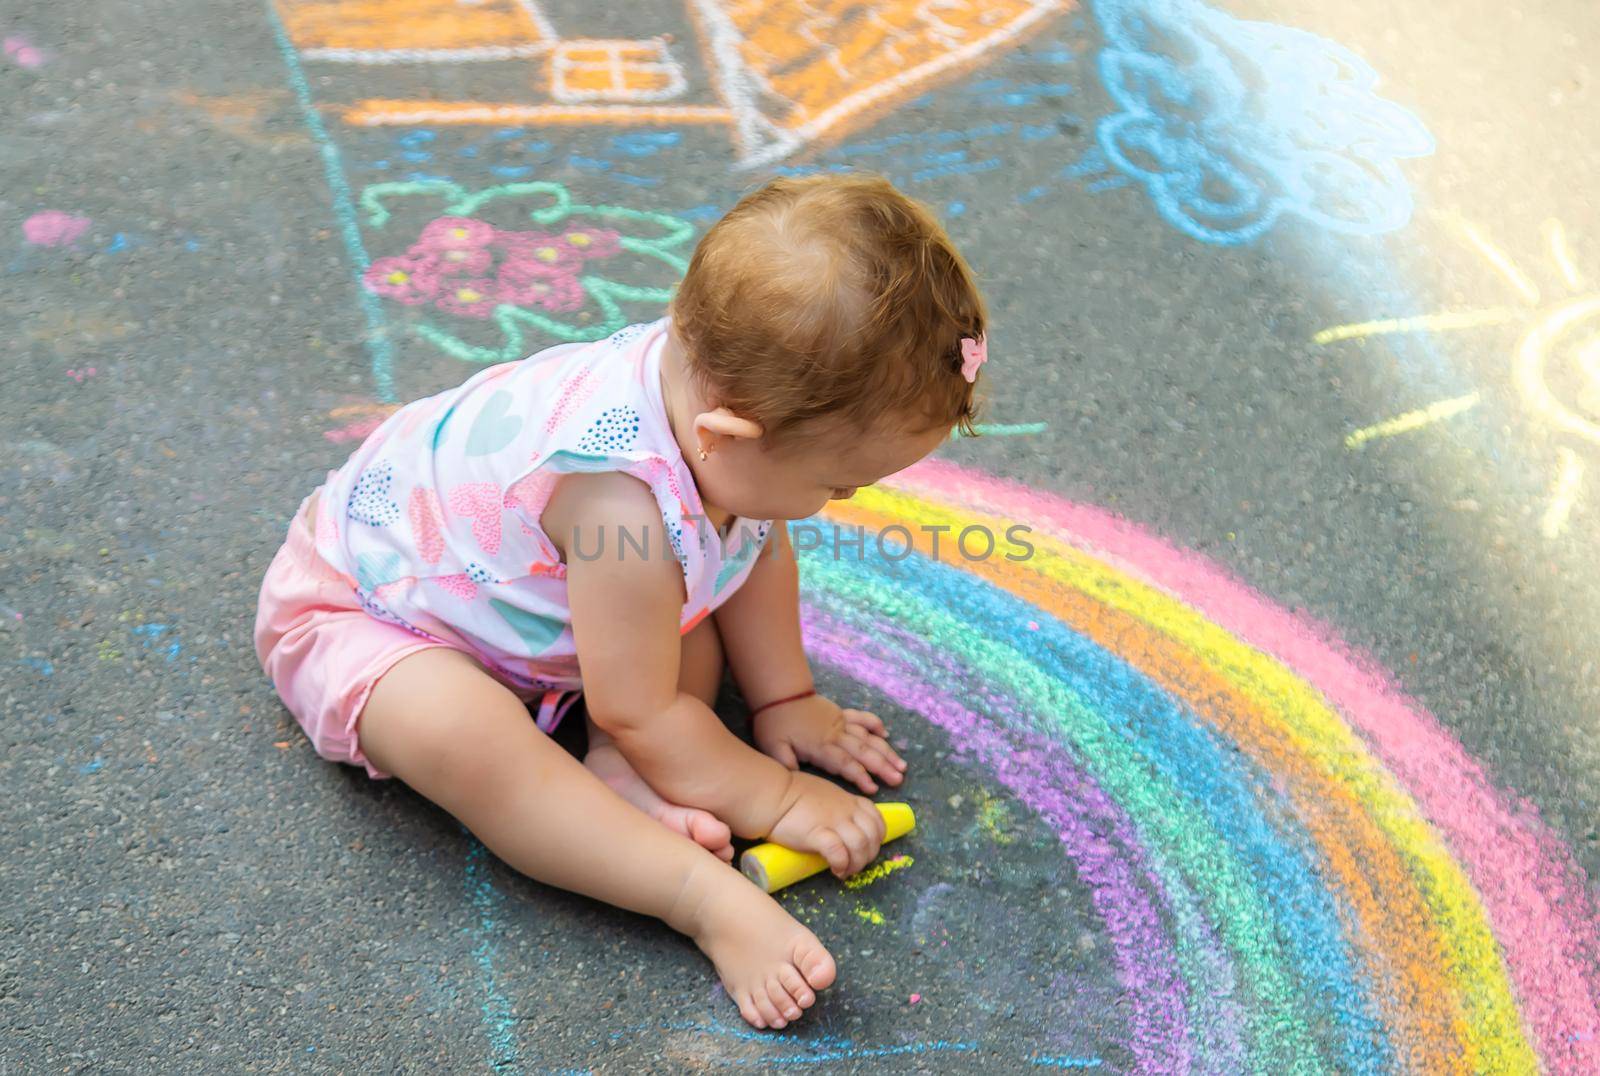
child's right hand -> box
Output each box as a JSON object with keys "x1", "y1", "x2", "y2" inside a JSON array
[{"x1": 768, "y1": 772, "x2": 887, "y2": 877}]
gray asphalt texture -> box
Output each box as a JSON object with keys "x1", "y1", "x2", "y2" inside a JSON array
[{"x1": 4, "y1": 0, "x2": 1598, "y2": 1072}]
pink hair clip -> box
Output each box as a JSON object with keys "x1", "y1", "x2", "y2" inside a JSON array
[{"x1": 960, "y1": 335, "x2": 988, "y2": 383}]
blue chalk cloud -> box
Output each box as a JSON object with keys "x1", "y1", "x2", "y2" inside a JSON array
[{"x1": 1090, "y1": 0, "x2": 1434, "y2": 245}]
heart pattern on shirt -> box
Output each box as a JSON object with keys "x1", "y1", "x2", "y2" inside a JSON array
[
  {"x1": 355, "y1": 550, "x2": 403, "y2": 592},
  {"x1": 355, "y1": 550, "x2": 419, "y2": 602},
  {"x1": 400, "y1": 396, "x2": 448, "y2": 441},
  {"x1": 636, "y1": 456, "x2": 694, "y2": 520},
  {"x1": 607, "y1": 324, "x2": 647, "y2": 349},
  {"x1": 348, "y1": 463, "x2": 400, "y2": 527},
  {"x1": 466, "y1": 389, "x2": 523, "y2": 457},
  {"x1": 714, "y1": 532, "x2": 761, "y2": 593},
  {"x1": 448, "y1": 482, "x2": 503, "y2": 554},
  {"x1": 503, "y1": 471, "x2": 562, "y2": 547},
  {"x1": 432, "y1": 573, "x2": 478, "y2": 600},
  {"x1": 431, "y1": 560, "x2": 497, "y2": 601},
  {"x1": 544, "y1": 369, "x2": 599, "y2": 434},
  {"x1": 408, "y1": 487, "x2": 445, "y2": 564},
  {"x1": 503, "y1": 471, "x2": 557, "y2": 515},
  {"x1": 373, "y1": 576, "x2": 418, "y2": 604},
  {"x1": 577, "y1": 406, "x2": 641, "y2": 454},
  {"x1": 490, "y1": 598, "x2": 566, "y2": 654}
]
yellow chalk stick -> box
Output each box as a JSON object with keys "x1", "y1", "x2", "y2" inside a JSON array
[{"x1": 739, "y1": 803, "x2": 915, "y2": 893}]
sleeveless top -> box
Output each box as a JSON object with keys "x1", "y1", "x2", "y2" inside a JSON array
[{"x1": 310, "y1": 318, "x2": 773, "y2": 725}]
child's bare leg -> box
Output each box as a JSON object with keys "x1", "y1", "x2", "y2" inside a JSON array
[
  {"x1": 585, "y1": 722, "x2": 735, "y2": 862},
  {"x1": 359, "y1": 646, "x2": 832, "y2": 1028},
  {"x1": 584, "y1": 615, "x2": 733, "y2": 861}
]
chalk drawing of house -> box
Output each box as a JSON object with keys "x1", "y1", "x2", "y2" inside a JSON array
[{"x1": 275, "y1": 0, "x2": 1069, "y2": 165}]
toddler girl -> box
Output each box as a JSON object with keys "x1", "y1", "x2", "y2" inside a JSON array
[{"x1": 253, "y1": 173, "x2": 987, "y2": 1029}]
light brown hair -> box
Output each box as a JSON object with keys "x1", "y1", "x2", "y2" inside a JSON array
[{"x1": 669, "y1": 173, "x2": 986, "y2": 444}]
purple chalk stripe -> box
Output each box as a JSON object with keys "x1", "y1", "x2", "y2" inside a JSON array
[{"x1": 804, "y1": 607, "x2": 1210, "y2": 1074}]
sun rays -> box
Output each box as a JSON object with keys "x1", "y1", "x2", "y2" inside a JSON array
[{"x1": 1316, "y1": 216, "x2": 1599, "y2": 538}]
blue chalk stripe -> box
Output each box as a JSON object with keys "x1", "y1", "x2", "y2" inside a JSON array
[{"x1": 265, "y1": 2, "x2": 399, "y2": 403}]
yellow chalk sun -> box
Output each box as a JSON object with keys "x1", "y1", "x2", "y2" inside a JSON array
[{"x1": 1317, "y1": 217, "x2": 1598, "y2": 538}]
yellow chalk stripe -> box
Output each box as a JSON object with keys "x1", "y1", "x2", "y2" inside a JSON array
[
  {"x1": 1312, "y1": 308, "x2": 1518, "y2": 345},
  {"x1": 1514, "y1": 295, "x2": 1600, "y2": 447},
  {"x1": 825, "y1": 495, "x2": 1462, "y2": 1063},
  {"x1": 1540, "y1": 448, "x2": 1585, "y2": 539},
  {"x1": 1345, "y1": 392, "x2": 1481, "y2": 449},
  {"x1": 977, "y1": 791, "x2": 1017, "y2": 845},
  {"x1": 1456, "y1": 220, "x2": 1542, "y2": 305},
  {"x1": 840, "y1": 484, "x2": 1538, "y2": 1073},
  {"x1": 1542, "y1": 218, "x2": 1585, "y2": 291}
]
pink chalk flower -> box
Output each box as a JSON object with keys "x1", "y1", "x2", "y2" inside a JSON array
[
  {"x1": 363, "y1": 254, "x2": 441, "y2": 303},
  {"x1": 23, "y1": 210, "x2": 91, "y2": 248},
  {"x1": 496, "y1": 230, "x2": 581, "y2": 271},
  {"x1": 436, "y1": 278, "x2": 501, "y2": 319},
  {"x1": 555, "y1": 227, "x2": 621, "y2": 260},
  {"x1": 497, "y1": 260, "x2": 586, "y2": 312},
  {"x1": 429, "y1": 244, "x2": 492, "y2": 275},
  {"x1": 417, "y1": 216, "x2": 495, "y2": 253}
]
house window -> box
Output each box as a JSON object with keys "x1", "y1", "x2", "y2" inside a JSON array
[{"x1": 550, "y1": 38, "x2": 686, "y2": 103}]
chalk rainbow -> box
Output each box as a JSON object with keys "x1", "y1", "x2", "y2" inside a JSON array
[{"x1": 798, "y1": 459, "x2": 1599, "y2": 1073}]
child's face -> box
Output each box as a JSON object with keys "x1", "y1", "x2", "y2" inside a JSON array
[{"x1": 693, "y1": 417, "x2": 949, "y2": 521}]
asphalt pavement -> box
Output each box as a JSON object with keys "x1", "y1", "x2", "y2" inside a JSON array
[{"x1": 4, "y1": 0, "x2": 1598, "y2": 1071}]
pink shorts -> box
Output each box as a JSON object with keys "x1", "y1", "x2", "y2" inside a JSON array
[{"x1": 253, "y1": 483, "x2": 576, "y2": 779}]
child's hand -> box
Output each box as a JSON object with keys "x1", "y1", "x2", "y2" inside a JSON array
[
  {"x1": 752, "y1": 695, "x2": 907, "y2": 795},
  {"x1": 768, "y1": 772, "x2": 887, "y2": 877}
]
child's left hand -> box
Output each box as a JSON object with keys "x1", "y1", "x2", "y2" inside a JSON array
[{"x1": 752, "y1": 694, "x2": 907, "y2": 795}]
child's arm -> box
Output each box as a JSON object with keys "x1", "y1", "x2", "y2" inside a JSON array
[
  {"x1": 713, "y1": 523, "x2": 906, "y2": 794},
  {"x1": 544, "y1": 472, "x2": 885, "y2": 874}
]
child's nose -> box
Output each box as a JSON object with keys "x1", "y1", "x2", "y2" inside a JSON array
[{"x1": 831, "y1": 487, "x2": 857, "y2": 500}]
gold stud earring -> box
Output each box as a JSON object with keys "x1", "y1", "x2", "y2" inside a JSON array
[{"x1": 698, "y1": 449, "x2": 708, "y2": 461}]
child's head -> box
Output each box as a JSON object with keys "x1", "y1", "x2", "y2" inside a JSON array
[{"x1": 669, "y1": 173, "x2": 986, "y2": 520}]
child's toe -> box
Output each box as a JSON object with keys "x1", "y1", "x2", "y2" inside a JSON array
[
  {"x1": 691, "y1": 813, "x2": 733, "y2": 856},
  {"x1": 659, "y1": 804, "x2": 733, "y2": 860},
  {"x1": 778, "y1": 964, "x2": 815, "y2": 1009},
  {"x1": 753, "y1": 988, "x2": 787, "y2": 1029},
  {"x1": 768, "y1": 973, "x2": 802, "y2": 1021},
  {"x1": 796, "y1": 941, "x2": 837, "y2": 991},
  {"x1": 737, "y1": 992, "x2": 764, "y2": 1029}
]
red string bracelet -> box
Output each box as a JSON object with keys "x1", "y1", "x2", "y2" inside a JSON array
[{"x1": 749, "y1": 688, "x2": 816, "y2": 718}]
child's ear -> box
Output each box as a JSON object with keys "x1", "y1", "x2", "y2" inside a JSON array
[{"x1": 692, "y1": 407, "x2": 764, "y2": 459}]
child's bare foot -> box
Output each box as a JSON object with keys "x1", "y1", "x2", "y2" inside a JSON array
[
  {"x1": 671, "y1": 862, "x2": 837, "y2": 1029},
  {"x1": 584, "y1": 740, "x2": 734, "y2": 862}
]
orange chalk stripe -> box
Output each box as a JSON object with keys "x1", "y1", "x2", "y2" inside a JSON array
[
  {"x1": 276, "y1": 0, "x2": 548, "y2": 52},
  {"x1": 343, "y1": 101, "x2": 736, "y2": 127}
]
